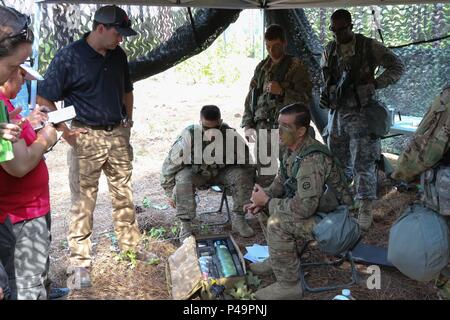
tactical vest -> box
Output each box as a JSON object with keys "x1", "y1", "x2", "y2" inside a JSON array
[
  {"x1": 325, "y1": 34, "x2": 375, "y2": 106},
  {"x1": 280, "y1": 143, "x2": 349, "y2": 204},
  {"x1": 325, "y1": 34, "x2": 391, "y2": 136},
  {"x1": 187, "y1": 124, "x2": 250, "y2": 178},
  {"x1": 253, "y1": 54, "x2": 294, "y2": 128}
]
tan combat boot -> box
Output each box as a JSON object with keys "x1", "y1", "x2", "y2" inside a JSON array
[
  {"x1": 179, "y1": 220, "x2": 193, "y2": 243},
  {"x1": 231, "y1": 214, "x2": 254, "y2": 238},
  {"x1": 254, "y1": 281, "x2": 303, "y2": 300},
  {"x1": 358, "y1": 199, "x2": 373, "y2": 231},
  {"x1": 249, "y1": 258, "x2": 273, "y2": 276}
]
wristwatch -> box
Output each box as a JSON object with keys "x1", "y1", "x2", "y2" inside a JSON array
[{"x1": 122, "y1": 118, "x2": 134, "y2": 128}]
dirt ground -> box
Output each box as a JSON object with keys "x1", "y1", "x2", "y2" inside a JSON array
[{"x1": 44, "y1": 63, "x2": 440, "y2": 300}]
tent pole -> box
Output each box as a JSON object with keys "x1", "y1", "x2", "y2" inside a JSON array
[
  {"x1": 30, "y1": 0, "x2": 42, "y2": 111},
  {"x1": 261, "y1": 8, "x2": 265, "y2": 59}
]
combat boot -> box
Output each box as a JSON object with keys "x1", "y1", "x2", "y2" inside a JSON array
[
  {"x1": 254, "y1": 281, "x2": 303, "y2": 300},
  {"x1": 231, "y1": 214, "x2": 254, "y2": 238},
  {"x1": 358, "y1": 199, "x2": 373, "y2": 231},
  {"x1": 179, "y1": 220, "x2": 193, "y2": 243},
  {"x1": 436, "y1": 273, "x2": 450, "y2": 300},
  {"x1": 249, "y1": 258, "x2": 273, "y2": 276},
  {"x1": 438, "y1": 282, "x2": 450, "y2": 300}
]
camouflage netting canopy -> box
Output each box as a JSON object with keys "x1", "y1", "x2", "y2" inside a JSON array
[
  {"x1": 2, "y1": 1, "x2": 241, "y2": 83},
  {"x1": 2, "y1": 1, "x2": 449, "y2": 148}
]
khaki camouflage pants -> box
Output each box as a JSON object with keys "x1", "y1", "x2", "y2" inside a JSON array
[
  {"x1": 260, "y1": 209, "x2": 316, "y2": 283},
  {"x1": 174, "y1": 166, "x2": 255, "y2": 221},
  {"x1": 68, "y1": 124, "x2": 141, "y2": 268},
  {"x1": 328, "y1": 109, "x2": 381, "y2": 200}
]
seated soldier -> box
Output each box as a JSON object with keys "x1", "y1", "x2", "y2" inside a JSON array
[
  {"x1": 244, "y1": 103, "x2": 352, "y2": 300},
  {"x1": 161, "y1": 105, "x2": 256, "y2": 241},
  {"x1": 392, "y1": 82, "x2": 450, "y2": 300}
]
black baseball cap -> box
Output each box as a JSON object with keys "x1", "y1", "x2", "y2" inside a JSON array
[
  {"x1": 0, "y1": 6, "x2": 31, "y2": 42},
  {"x1": 93, "y1": 5, "x2": 137, "y2": 37}
]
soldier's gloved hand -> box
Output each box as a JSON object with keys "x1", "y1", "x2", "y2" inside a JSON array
[{"x1": 244, "y1": 127, "x2": 256, "y2": 143}]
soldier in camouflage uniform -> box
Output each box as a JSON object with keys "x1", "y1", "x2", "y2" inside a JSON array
[
  {"x1": 320, "y1": 9, "x2": 404, "y2": 230},
  {"x1": 241, "y1": 24, "x2": 312, "y2": 187},
  {"x1": 392, "y1": 83, "x2": 450, "y2": 300},
  {"x1": 161, "y1": 105, "x2": 256, "y2": 241},
  {"x1": 244, "y1": 103, "x2": 352, "y2": 300}
]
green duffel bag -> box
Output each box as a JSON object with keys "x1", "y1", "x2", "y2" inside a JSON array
[
  {"x1": 388, "y1": 204, "x2": 449, "y2": 282},
  {"x1": 313, "y1": 205, "x2": 361, "y2": 256}
]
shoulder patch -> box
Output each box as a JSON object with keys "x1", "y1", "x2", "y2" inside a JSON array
[{"x1": 302, "y1": 181, "x2": 311, "y2": 190}]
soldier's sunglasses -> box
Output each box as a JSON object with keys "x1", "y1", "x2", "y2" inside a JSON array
[{"x1": 329, "y1": 24, "x2": 352, "y2": 33}]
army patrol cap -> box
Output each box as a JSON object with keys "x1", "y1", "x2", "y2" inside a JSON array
[
  {"x1": 0, "y1": 6, "x2": 31, "y2": 43},
  {"x1": 93, "y1": 5, "x2": 137, "y2": 37}
]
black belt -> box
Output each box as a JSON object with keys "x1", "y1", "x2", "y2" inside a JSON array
[{"x1": 72, "y1": 120, "x2": 121, "y2": 132}]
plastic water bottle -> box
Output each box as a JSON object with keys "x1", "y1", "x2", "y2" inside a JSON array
[
  {"x1": 332, "y1": 289, "x2": 354, "y2": 300},
  {"x1": 214, "y1": 240, "x2": 238, "y2": 277}
]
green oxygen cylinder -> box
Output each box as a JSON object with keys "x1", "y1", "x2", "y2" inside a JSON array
[
  {"x1": 214, "y1": 240, "x2": 237, "y2": 277},
  {"x1": 0, "y1": 101, "x2": 14, "y2": 163}
]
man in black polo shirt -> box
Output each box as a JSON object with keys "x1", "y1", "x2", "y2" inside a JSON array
[{"x1": 37, "y1": 5, "x2": 142, "y2": 289}]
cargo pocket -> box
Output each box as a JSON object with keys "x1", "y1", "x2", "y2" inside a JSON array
[
  {"x1": 421, "y1": 169, "x2": 440, "y2": 212},
  {"x1": 437, "y1": 166, "x2": 450, "y2": 216}
]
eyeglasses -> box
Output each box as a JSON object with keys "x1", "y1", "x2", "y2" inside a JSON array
[{"x1": 329, "y1": 24, "x2": 352, "y2": 33}]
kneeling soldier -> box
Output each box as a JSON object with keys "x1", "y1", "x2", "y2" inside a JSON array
[
  {"x1": 245, "y1": 103, "x2": 352, "y2": 300},
  {"x1": 161, "y1": 105, "x2": 256, "y2": 241}
]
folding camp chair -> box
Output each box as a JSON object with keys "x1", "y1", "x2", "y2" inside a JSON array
[
  {"x1": 197, "y1": 185, "x2": 231, "y2": 226},
  {"x1": 298, "y1": 239, "x2": 359, "y2": 293}
]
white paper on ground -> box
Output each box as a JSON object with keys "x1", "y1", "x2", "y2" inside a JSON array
[{"x1": 244, "y1": 244, "x2": 269, "y2": 263}]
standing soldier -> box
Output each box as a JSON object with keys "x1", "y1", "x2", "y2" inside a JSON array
[
  {"x1": 241, "y1": 24, "x2": 312, "y2": 187},
  {"x1": 320, "y1": 9, "x2": 404, "y2": 230},
  {"x1": 245, "y1": 103, "x2": 352, "y2": 300}
]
